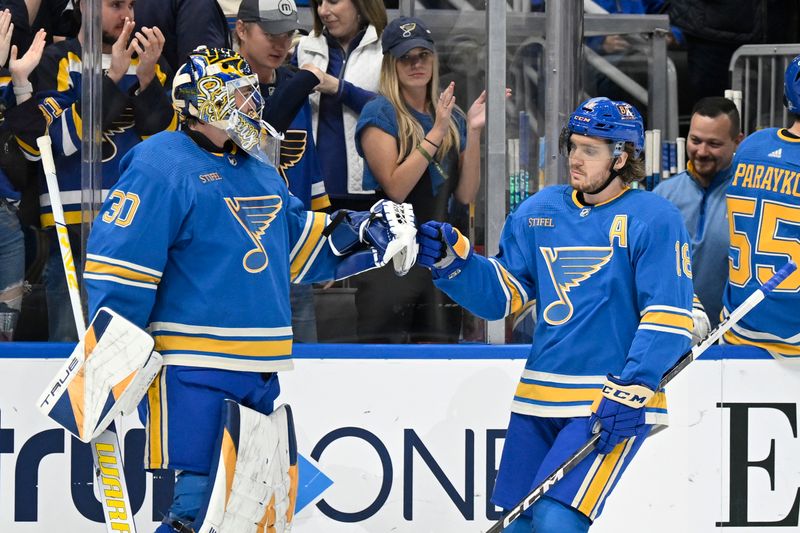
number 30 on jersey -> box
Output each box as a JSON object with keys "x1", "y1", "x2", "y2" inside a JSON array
[{"x1": 102, "y1": 190, "x2": 141, "y2": 227}]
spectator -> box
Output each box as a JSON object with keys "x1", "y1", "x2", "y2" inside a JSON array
[
  {"x1": 585, "y1": 1, "x2": 683, "y2": 107},
  {"x1": 1, "y1": 0, "x2": 79, "y2": 55},
  {"x1": 654, "y1": 97, "x2": 743, "y2": 327},
  {"x1": 134, "y1": 0, "x2": 231, "y2": 74},
  {"x1": 8, "y1": 0, "x2": 177, "y2": 341},
  {"x1": 0, "y1": 17, "x2": 47, "y2": 341},
  {"x1": 234, "y1": 0, "x2": 329, "y2": 342},
  {"x1": 669, "y1": 0, "x2": 770, "y2": 102},
  {"x1": 353, "y1": 16, "x2": 494, "y2": 342},
  {"x1": 294, "y1": 0, "x2": 386, "y2": 213}
]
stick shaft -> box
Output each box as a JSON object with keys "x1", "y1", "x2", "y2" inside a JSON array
[
  {"x1": 37, "y1": 135, "x2": 137, "y2": 533},
  {"x1": 37, "y1": 135, "x2": 85, "y2": 332}
]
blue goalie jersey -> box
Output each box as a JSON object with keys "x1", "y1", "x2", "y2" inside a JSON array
[
  {"x1": 722, "y1": 128, "x2": 800, "y2": 358},
  {"x1": 84, "y1": 131, "x2": 346, "y2": 373},
  {"x1": 435, "y1": 185, "x2": 694, "y2": 423}
]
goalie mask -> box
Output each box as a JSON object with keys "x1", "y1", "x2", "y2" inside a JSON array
[{"x1": 172, "y1": 46, "x2": 282, "y2": 166}]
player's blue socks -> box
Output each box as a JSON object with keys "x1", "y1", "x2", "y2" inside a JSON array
[
  {"x1": 158, "y1": 470, "x2": 209, "y2": 531},
  {"x1": 531, "y1": 496, "x2": 590, "y2": 532},
  {"x1": 503, "y1": 497, "x2": 590, "y2": 533},
  {"x1": 503, "y1": 515, "x2": 533, "y2": 533}
]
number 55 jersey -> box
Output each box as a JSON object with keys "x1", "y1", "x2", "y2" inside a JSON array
[{"x1": 722, "y1": 128, "x2": 800, "y2": 358}]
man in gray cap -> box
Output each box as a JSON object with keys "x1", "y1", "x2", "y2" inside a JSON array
[{"x1": 235, "y1": 0, "x2": 332, "y2": 342}]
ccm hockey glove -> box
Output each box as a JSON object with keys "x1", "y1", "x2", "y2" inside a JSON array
[
  {"x1": 589, "y1": 375, "x2": 654, "y2": 455},
  {"x1": 417, "y1": 221, "x2": 472, "y2": 279}
]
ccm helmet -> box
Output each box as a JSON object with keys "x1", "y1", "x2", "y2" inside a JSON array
[{"x1": 561, "y1": 97, "x2": 644, "y2": 158}]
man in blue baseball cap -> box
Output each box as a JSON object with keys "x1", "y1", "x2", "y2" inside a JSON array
[{"x1": 416, "y1": 97, "x2": 696, "y2": 532}]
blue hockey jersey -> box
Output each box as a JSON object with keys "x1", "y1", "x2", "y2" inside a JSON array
[
  {"x1": 435, "y1": 185, "x2": 694, "y2": 423},
  {"x1": 721, "y1": 128, "x2": 800, "y2": 358},
  {"x1": 84, "y1": 131, "x2": 345, "y2": 373}
]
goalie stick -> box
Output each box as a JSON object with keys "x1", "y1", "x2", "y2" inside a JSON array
[
  {"x1": 485, "y1": 260, "x2": 797, "y2": 533},
  {"x1": 38, "y1": 136, "x2": 138, "y2": 533}
]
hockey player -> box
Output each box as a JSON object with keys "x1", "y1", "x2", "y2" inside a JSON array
[
  {"x1": 82, "y1": 47, "x2": 417, "y2": 532},
  {"x1": 418, "y1": 97, "x2": 694, "y2": 532},
  {"x1": 720, "y1": 54, "x2": 800, "y2": 357}
]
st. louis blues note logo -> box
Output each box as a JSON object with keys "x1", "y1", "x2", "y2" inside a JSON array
[
  {"x1": 400, "y1": 22, "x2": 416, "y2": 37},
  {"x1": 540, "y1": 246, "x2": 613, "y2": 325},
  {"x1": 225, "y1": 195, "x2": 283, "y2": 273}
]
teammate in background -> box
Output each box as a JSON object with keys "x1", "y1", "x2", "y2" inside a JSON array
[
  {"x1": 235, "y1": 0, "x2": 330, "y2": 342},
  {"x1": 8, "y1": 0, "x2": 176, "y2": 341},
  {"x1": 654, "y1": 96, "x2": 744, "y2": 328},
  {"x1": 83, "y1": 47, "x2": 416, "y2": 532},
  {"x1": 353, "y1": 16, "x2": 494, "y2": 342},
  {"x1": 720, "y1": 54, "x2": 800, "y2": 357},
  {"x1": 418, "y1": 97, "x2": 695, "y2": 532}
]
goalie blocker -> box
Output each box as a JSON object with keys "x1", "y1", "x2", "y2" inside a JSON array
[{"x1": 37, "y1": 307, "x2": 163, "y2": 442}]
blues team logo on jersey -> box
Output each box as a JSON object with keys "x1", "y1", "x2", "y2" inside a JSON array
[
  {"x1": 279, "y1": 130, "x2": 308, "y2": 182},
  {"x1": 540, "y1": 246, "x2": 613, "y2": 325},
  {"x1": 225, "y1": 195, "x2": 283, "y2": 273}
]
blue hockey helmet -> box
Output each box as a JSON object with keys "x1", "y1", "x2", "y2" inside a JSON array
[
  {"x1": 785, "y1": 54, "x2": 800, "y2": 114},
  {"x1": 562, "y1": 97, "x2": 644, "y2": 158}
]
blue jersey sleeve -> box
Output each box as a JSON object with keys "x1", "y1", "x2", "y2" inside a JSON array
[
  {"x1": 84, "y1": 155, "x2": 192, "y2": 328},
  {"x1": 620, "y1": 208, "x2": 694, "y2": 389},
  {"x1": 434, "y1": 210, "x2": 536, "y2": 320}
]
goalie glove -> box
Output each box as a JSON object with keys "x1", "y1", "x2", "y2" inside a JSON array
[
  {"x1": 417, "y1": 221, "x2": 473, "y2": 279},
  {"x1": 589, "y1": 375, "x2": 654, "y2": 455},
  {"x1": 326, "y1": 199, "x2": 418, "y2": 277},
  {"x1": 691, "y1": 296, "x2": 711, "y2": 345}
]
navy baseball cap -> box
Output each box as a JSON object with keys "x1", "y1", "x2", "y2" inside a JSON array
[
  {"x1": 381, "y1": 16, "x2": 435, "y2": 58},
  {"x1": 238, "y1": 0, "x2": 302, "y2": 35}
]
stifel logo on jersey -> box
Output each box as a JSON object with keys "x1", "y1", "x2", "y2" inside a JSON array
[
  {"x1": 539, "y1": 246, "x2": 613, "y2": 325},
  {"x1": 225, "y1": 195, "x2": 283, "y2": 273}
]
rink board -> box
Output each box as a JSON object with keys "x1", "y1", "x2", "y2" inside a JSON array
[{"x1": 1, "y1": 343, "x2": 799, "y2": 532}]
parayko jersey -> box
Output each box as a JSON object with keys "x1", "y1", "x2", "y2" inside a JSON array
[
  {"x1": 84, "y1": 131, "x2": 343, "y2": 373},
  {"x1": 722, "y1": 128, "x2": 800, "y2": 357},
  {"x1": 435, "y1": 185, "x2": 694, "y2": 423}
]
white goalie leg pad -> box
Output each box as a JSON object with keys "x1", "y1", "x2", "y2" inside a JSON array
[
  {"x1": 195, "y1": 401, "x2": 299, "y2": 533},
  {"x1": 36, "y1": 307, "x2": 163, "y2": 443}
]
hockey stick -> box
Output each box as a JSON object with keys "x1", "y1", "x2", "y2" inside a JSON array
[
  {"x1": 38, "y1": 136, "x2": 138, "y2": 533},
  {"x1": 485, "y1": 260, "x2": 797, "y2": 533}
]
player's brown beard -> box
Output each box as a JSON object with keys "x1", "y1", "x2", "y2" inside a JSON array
[{"x1": 102, "y1": 32, "x2": 119, "y2": 46}]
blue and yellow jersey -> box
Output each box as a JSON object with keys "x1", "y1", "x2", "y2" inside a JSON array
[
  {"x1": 21, "y1": 38, "x2": 178, "y2": 228},
  {"x1": 262, "y1": 66, "x2": 330, "y2": 211},
  {"x1": 435, "y1": 185, "x2": 694, "y2": 422},
  {"x1": 721, "y1": 128, "x2": 800, "y2": 358},
  {"x1": 84, "y1": 131, "x2": 346, "y2": 373}
]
